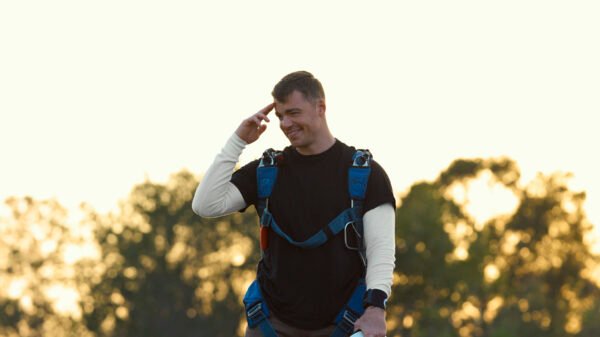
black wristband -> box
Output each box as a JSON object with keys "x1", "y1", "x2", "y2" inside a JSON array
[{"x1": 363, "y1": 289, "x2": 387, "y2": 310}]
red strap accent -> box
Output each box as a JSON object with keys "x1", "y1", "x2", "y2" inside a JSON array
[{"x1": 260, "y1": 227, "x2": 269, "y2": 250}]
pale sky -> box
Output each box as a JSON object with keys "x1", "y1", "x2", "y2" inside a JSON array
[{"x1": 1, "y1": 1, "x2": 599, "y2": 236}]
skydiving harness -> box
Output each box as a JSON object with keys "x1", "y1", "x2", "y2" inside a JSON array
[{"x1": 243, "y1": 148, "x2": 373, "y2": 337}]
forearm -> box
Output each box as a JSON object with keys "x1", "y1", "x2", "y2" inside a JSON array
[
  {"x1": 363, "y1": 203, "x2": 396, "y2": 297},
  {"x1": 192, "y1": 133, "x2": 247, "y2": 217}
]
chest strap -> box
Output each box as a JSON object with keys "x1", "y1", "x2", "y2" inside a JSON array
[
  {"x1": 256, "y1": 149, "x2": 372, "y2": 253},
  {"x1": 260, "y1": 207, "x2": 361, "y2": 249}
]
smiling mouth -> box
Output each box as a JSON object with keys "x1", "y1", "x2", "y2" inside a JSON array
[{"x1": 286, "y1": 128, "x2": 301, "y2": 138}]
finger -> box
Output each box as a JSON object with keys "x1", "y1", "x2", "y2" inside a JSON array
[
  {"x1": 255, "y1": 113, "x2": 270, "y2": 123},
  {"x1": 257, "y1": 102, "x2": 275, "y2": 116},
  {"x1": 242, "y1": 117, "x2": 255, "y2": 127},
  {"x1": 250, "y1": 116, "x2": 263, "y2": 127},
  {"x1": 257, "y1": 124, "x2": 267, "y2": 135}
]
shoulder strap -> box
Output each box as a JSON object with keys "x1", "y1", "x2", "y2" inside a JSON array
[
  {"x1": 345, "y1": 149, "x2": 373, "y2": 267},
  {"x1": 256, "y1": 148, "x2": 283, "y2": 216},
  {"x1": 348, "y1": 149, "x2": 373, "y2": 210},
  {"x1": 256, "y1": 149, "x2": 284, "y2": 252}
]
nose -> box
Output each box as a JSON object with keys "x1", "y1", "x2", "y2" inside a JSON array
[{"x1": 280, "y1": 115, "x2": 292, "y2": 129}]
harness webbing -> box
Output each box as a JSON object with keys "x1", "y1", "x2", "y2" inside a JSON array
[
  {"x1": 260, "y1": 207, "x2": 361, "y2": 249},
  {"x1": 245, "y1": 147, "x2": 373, "y2": 337},
  {"x1": 244, "y1": 281, "x2": 277, "y2": 337}
]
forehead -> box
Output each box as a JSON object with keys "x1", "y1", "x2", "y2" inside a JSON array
[{"x1": 274, "y1": 90, "x2": 312, "y2": 112}]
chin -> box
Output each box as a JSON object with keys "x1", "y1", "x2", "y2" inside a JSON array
[
  {"x1": 287, "y1": 139, "x2": 302, "y2": 147},
  {"x1": 286, "y1": 136, "x2": 300, "y2": 145}
]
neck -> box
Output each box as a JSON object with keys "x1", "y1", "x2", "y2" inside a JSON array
[{"x1": 295, "y1": 132, "x2": 336, "y2": 155}]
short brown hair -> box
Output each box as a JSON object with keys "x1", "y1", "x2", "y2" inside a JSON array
[{"x1": 272, "y1": 71, "x2": 325, "y2": 103}]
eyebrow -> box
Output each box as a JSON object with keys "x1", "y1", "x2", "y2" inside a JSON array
[{"x1": 275, "y1": 108, "x2": 301, "y2": 117}]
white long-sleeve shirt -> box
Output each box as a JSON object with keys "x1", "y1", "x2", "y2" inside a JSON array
[{"x1": 192, "y1": 133, "x2": 396, "y2": 296}]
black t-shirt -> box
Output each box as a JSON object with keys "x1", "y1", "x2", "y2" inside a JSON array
[{"x1": 231, "y1": 139, "x2": 395, "y2": 329}]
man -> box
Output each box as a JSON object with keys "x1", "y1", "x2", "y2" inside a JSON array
[{"x1": 192, "y1": 71, "x2": 395, "y2": 337}]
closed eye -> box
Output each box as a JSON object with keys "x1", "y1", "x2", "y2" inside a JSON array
[{"x1": 276, "y1": 109, "x2": 301, "y2": 120}]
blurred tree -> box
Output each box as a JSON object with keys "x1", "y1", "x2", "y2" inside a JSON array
[
  {"x1": 0, "y1": 197, "x2": 95, "y2": 337},
  {"x1": 2, "y1": 158, "x2": 599, "y2": 337},
  {"x1": 388, "y1": 158, "x2": 600, "y2": 337},
  {"x1": 82, "y1": 170, "x2": 260, "y2": 337}
]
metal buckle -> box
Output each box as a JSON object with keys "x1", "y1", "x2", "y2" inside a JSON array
[
  {"x1": 260, "y1": 207, "x2": 272, "y2": 227},
  {"x1": 338, "y1": 310, "x2": 357, "y2": 332},
  {"x1": 259, "y1": 148, "x2": 280, "y2": 167},
  {"x1": 344, "y1": 221, "x2": 361, "y2": 251},
  {"x1": 343, "y1": 310, "x2": 357, "y2": 325},
  {"x1": 345, "y1": 221, "x2": 367, "y2": 266},
  {"x1": 352, "y1": 150, "x2": 371, "y2": 167},
  {"x1": 247, "y1": 302, "x2": 262, "y2": 319}
]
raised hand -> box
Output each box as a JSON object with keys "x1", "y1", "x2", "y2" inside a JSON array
[{"x1": 235, "y1": 103, "x2": 274, "y2": 144}]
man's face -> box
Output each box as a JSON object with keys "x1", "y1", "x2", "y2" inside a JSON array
[{"x1": 274, "y1": 90, "x2": 325, "y2": 151}]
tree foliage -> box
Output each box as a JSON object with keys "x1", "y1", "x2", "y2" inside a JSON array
[
  {"x1": 0, "y1": 197, "x2": 95, "y2": 337},
  {"x1": 1, "y1": 158, "x2": 599, "y2": 336},
  {"x1": 388, "y1": 158, "x2": 599, "y2": 337},
  {"x1": 81, "y1": 171, "x2": 260, "y2": 337}
]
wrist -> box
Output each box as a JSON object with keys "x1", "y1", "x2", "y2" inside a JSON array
[
  {"x1": 363, "y1": 289, "x2": 387, "y2": 310},
  {"x1": 364, "y1": 306, "x2": 385, "y2": 315},
  {"x1": 232, "y1": 131, "x2": 248, "y2": 146}
]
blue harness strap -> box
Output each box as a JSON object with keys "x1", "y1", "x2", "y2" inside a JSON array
[
  {"x1": 243, "y1": 280, "x2": 277, "y2": 337},
  {"x1": 256, "y1": 149, "x2": 372, "y2": 252},
  {"x1": 349, "y1": 150, "x2": 372, "y2": 202},
  {"x1": 331, "y1": 279, "x2": 367, "y2": 337},
  {"x1": 256, "y1": 148, "x2": 282, "y2": 217},
  {"x1": 260, "y1": 207, "x2": 361, "y2": 249},
  {"x1": 245, "y1": 148, "x2": 373, "y2": 337},
  {"x1": 346, "y1": 150, "x2": 372, "y2": 266},
  {"x1": 256, "y1": 149, "x2": 284, "y2": 252}
]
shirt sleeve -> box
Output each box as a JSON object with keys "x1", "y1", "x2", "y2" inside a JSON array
[
  {"x1": 230, "y1": 157, "x2": 261, "y2": 210},
  {"x1": 363, "y1": 203, "x2": 396, "y2": 297},
  {"x1": 363, "y1": 160, "x2": 396, "y2": 214},
  {"x1": 362, "y1": 159, "x2": 396, "y2": 297},
  {"x1": 191, "y1": 133, "x2": 248, "y2": 217}
]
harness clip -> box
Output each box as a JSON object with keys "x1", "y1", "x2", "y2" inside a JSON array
[
  {"x1": 344, "y1": 221, "x2": 362, "y2": 251},
  {"x1": 345, "y1": 221, "x2": 367, "y2": 266},
  {"x1": 259, "y1": 148, "x2": 283, "y2": 167},
  {"x1": 352, "y1": 150, "x2": 372, "y2": 168}
]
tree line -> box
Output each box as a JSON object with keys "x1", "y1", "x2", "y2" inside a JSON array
[{"x1": 1, "y1": 157, "x2": 599, "y2": 337}]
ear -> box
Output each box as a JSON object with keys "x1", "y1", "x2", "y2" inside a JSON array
[{"x1": 317, "y1": 99, "x2": 326, "y2": 117}]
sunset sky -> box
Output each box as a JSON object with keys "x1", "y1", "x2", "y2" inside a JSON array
[{"x1": 1, "y1": 1, "x2": 598, "y2": 242}]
